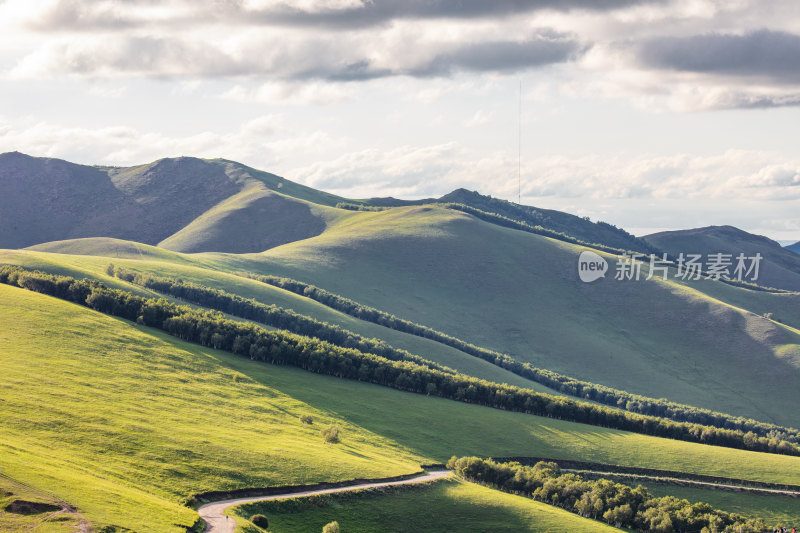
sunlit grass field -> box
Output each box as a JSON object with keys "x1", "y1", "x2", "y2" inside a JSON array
[
  {"x1": 0, "y1": 475, "x2": 83, "y2": 533},
  {"x1": 0, "y1": 247, "x2": 565, "y2": 395},
  {"x1": 232, "y1": 477, "x2": 620, "y2": 533},
  {"x1": 3, "y1": 283, "x2": 800, "y2": 531}
]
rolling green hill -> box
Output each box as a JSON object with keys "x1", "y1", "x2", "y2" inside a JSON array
[
  {"x1": 236, "y1": 205, "x2": 800, "y2": 427},
  {"x1": 0, "y1": 247, "x2": 566, "y2": 394},
  {"x1": 7, "y1": 205, "x2": 800, "y2": 429},
  {"x1": 645, "y1": 225, "x2": 800, "y2": 292},
  {"x1": 232, "y1": 478, "x2": 621, "y2": 533},
  {"x1": 6, "y1": 153, "x2": 800, "y2": 532},
  {"x1": 5, "y1": 281, "x2": 800, "y2": 531},
  {"x1": 0, "y1": 152, "x2": 660, "y2": 256},
  {"x1": 434, "y1": 188, "x2": 657, "y2": 253},
  {"x1": 358, "y1": 188, "x2": 656, "y2": 253},
  {"x1": 0, "y1": 152, "x2": 350, "y2": 252}
]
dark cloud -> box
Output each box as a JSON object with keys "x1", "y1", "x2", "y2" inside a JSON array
[
  {"x1": 290, "y1": 33, "x2": 584, "y2": 81},
  {"x1": 251, "y1": 0, "x2": 666, "y2": 29},
  {"x1": 40, "y1": 31, "x2": 583, "y2": 80},
  {"x1": 638, "y1": 29, "x2": 800, "y2": 83},
  {"x1": 25, "y1": 0, "x2": 667, "y2": 32},
  {"x1": 408, "y1": 34, "x2": 585, "y2": 77}
]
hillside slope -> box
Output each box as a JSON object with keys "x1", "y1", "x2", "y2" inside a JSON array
[
  {"x1": 436, "y1": 188, "x2": 656, "y2": 252},
  {"x1": 246, "y1": 206, "x2": 800, "y2": 427},
  {"x1": 0, "y1": 152, "x2": 343, "y2": 252},
  {"x1": 360, "y1": 188, "x2": 655, "y2": 252},
  {"x1": 645, "y1": 225, "x2": 800, "y2": 292},
  {"x1": 787, "y1": 241, "x2": 800, "y2": 255},
  {"x1": 7, "y1": 283, "x2": 800, "y2": 531}
]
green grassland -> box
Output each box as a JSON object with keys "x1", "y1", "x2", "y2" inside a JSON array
[
  {"x1": 9, "y1": 203, "x2": 800, "y2": 430},
  {"x1": 6, "y1": 282, "x2": 800, "y2": 530},
  {"x1": 0, "y1": 247, "x2": 565, "y2": 395},
  {"x1": 157, "y1": 185, "x2": 345, "y2": 254},
  {"x1": 0, "y1": 284, "x2": 426, "y2": 532},
  {"x1": 239, "y1": 205, "x2": 800, "y2": 428},
  {"x1": 638, "y1": 482, "x2": 800, "y2": 526},
  {"x1": 232, "y1": 477, "x2": 620, "y2": 533},
  {"x1": 0, "y1": 475, "x2": 83, "y2": 533}
]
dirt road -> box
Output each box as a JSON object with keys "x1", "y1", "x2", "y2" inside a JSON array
[{"x1": 197, "y1": 470, "x2": 451, "y2": 533}]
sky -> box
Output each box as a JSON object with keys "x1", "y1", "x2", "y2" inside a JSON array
[{"x1": 1, "y1": 0, "x2": 800, "y2": 241}]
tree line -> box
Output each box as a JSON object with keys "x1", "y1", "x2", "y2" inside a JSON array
[
  {"x1": 2, "y1": 264, "x2": 798, "y2": 457},
  {"x1": 440, "y1": 202, "x2": 637, "y2": 254},
  {"x1": 239, "y1": 271, "x2": 800, "y2": 445},
  {"x1": 108, "y1": 265, "x2": 452, "y2": 374},
  {"x1": 448, "y1": 456, "x2": 771, "y2": 533}
]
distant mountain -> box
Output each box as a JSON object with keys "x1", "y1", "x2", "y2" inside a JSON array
[
  {"x1": 0, "y1": 152, "x2": 658, "y2": 254},
  {"x1": 362, "y1": 188, "x2": 656, "y2": 253},
  {"x1": 435, "y1": 188, "x2": 658, "y2": 253},
  {"x1": 788, "y1": 241, "x2": 800, "y2": 255},
  {"x1": 645, "y1": 225, "x2": 800, "y2": 292},
  {"x1": 0, "y1": 152, "x2": 343, "y2": 252}
]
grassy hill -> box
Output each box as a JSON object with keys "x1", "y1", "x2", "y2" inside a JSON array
[
  {"x1": 645, "y1": 225, "x2": 800, "y2": 292},
  {"x1": 435, "y1": 188, "x2": 657, "y2": 253},
  {"x1": 0, "y1": 247, "x2": 566, "y2": 394},
  {"x1": 7, "y1": 207, "x2": 800, "y2": 429},
  {"x1": 156, "y1": 187, "x2": 334, "y2": 253},
  {"x1": 232, "y1": 477, "x2": 620, "y2": 533},
  {"x1": 7, "y1": 152, "x2": 800, "y2": 532},
  {"x1": 0, "y1": 152, "x2": 349, "y2": 252},
  {"x1": 0, "y1": 283, "x2": 424, "y2": 531},
  {"x1": 236, "y1": 205, "x2": 800, "y2": 428},
  {"x1": 358, "y1": 188, "x2": 655, "y2": 253},
  {"x1": 5, "y1": 282, "x2": 800, "y2": 531}
]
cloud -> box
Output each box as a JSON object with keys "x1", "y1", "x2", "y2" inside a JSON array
[
  {"x1": 463, "y1": 110, "x2": 493, "y2": 127},
  {"x1": 0, "y1": 115, "x2": 344, "y2": 169},
  {"x1": 245, "y1": 0, "x2": 673, "y2": 30},
  {"x1": 10, "y1": 0, "x2": 667, "y2": 33},
  {"x1": 289, "y1": 145, "x2": 800, "y2": 203},
  {"x1": 408, "y1": 33, "x2": 585, "y2": 77},
  {"x1": 220, "y1": 81, "x2": 355, "y2": 105},
  {"x1": 638, "y1": 29, "x2": 800, "y2": 83},
  {"x1": 10, "y1": 30, "x2": 584, "y2": 81}
]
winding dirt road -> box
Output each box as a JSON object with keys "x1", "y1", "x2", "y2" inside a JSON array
[
  {"x1": 567, "y1": 469, "x2": 800, "y2": 497},
  {"x1": 197, "y1": 470, "x2": 451, "y2": 533}
]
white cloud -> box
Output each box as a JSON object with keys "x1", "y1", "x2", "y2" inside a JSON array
[
  {"x1": 220, "y1": 81, "x2": 354, "y2": 105},
  {"x1": 289, "y1": 144, "x2": 800, "y2": 204},
  {"x1": 463, "y1": 110, "x2": 493, "y2": 127},
  {"x1": 0, "y1": 115, "x2": 339, "y2": 169}
]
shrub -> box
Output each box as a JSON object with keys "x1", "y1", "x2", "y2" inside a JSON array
[
  {"x1": 321, "y1": 425, "x2": 340, "y2": 444},
  {"x1": 251, "y1": 514, "x2": 269, "y2": 529},
  {"x1": 322, "y1": 521, "x2": 340, "y2": 533},
  {"x1": 299, "y1": 414, "x2": 313, "y2": 425}
]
